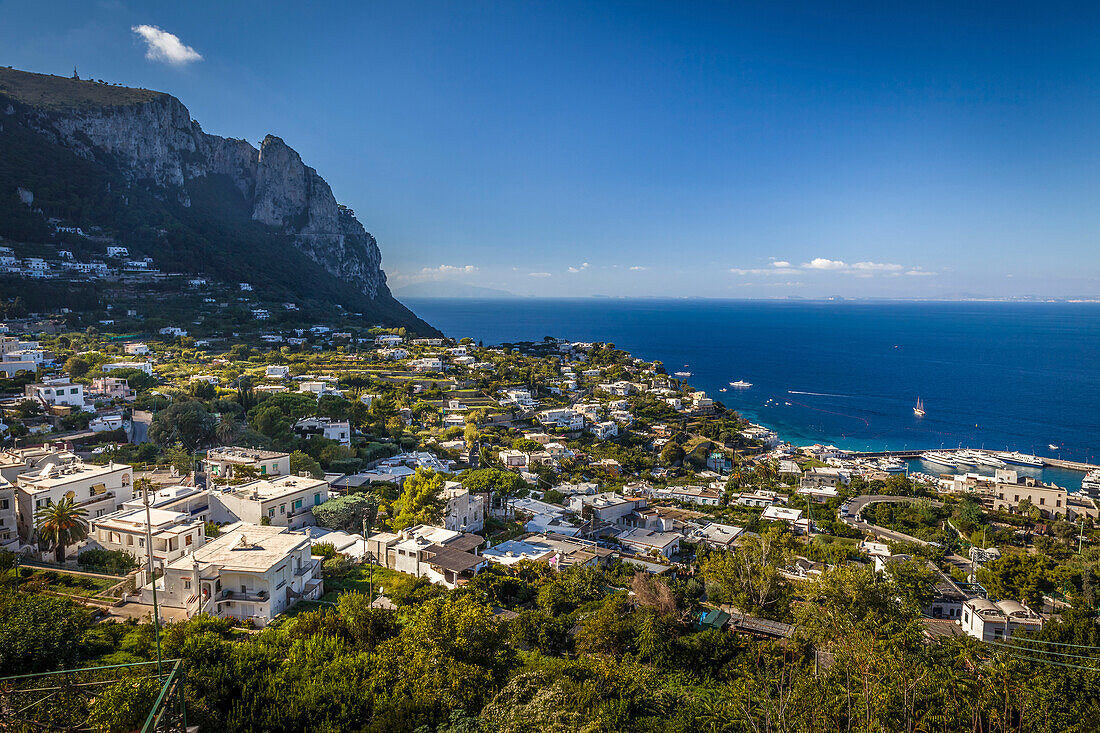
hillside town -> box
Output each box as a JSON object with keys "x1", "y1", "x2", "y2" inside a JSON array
[{"x1": 1, "y1": 323, "x2": 1094, "y2": 651}]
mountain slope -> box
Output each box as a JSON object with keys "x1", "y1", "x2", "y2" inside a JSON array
[{"x1": 0, "y1": 67, "x2": 437, "y2": 335}]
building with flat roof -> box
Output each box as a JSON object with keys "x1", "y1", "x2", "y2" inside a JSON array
[
  {"x1": 212, "y1": 474, "x2": 329, "y2": 529},
  {"x1": 616, "y1": 527, "x2": 681, "y2": 558},
  {"x1": 364, "y1": 524, "x2": 486, "y2": 589},
  {"x1": 148, "y1": 523, "x2": 322, "y2": 626},
  {"x1": 293, "y1": 417, "x2": 351, "y2": 447},
  {"x1": 91, "y1": 506, "x2": 205, "y2": 569},
  {"x1": 687, "y1": 522, "x2": 744, "y2": 551},
  {"x1": 205, "y1": 447, "x2": 291, "y2": 480},
  {"x1": 0, "y1": 477, "x2": 16, "y2": 550},
  {"x1": 481, "y1": 533, "x2": 614, "y2": 570},
  {"x1": 15, "y1": 460, "x2": 133, "y2": 545}
]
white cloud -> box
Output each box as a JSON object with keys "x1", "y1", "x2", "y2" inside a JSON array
[
  {"x1": 567, "y1": 262, "x2": 591, "y2": 273},
  {"x1": 132, "y1": 25, "x2": 203, "y2": 65},
  {"x1": 421, "y1": 264, "x2": 478, "y2": 275},
  {"x1": 905, "y1": 269, "x2": 937, "y2": 277},
  {"x1": 802, "y1": 257, "x2": 849, "y2": 270},
  {"x1": 629, "y1": 266, "x2": 649, "y2": 271},
  {"x1": 771, "y1": 260, "x2": 791, "y2": 268},
  {"x1": 851, "y1": 261, "x2": 904, "y2": 272},
  {"x1": 730, "y1": 266, "x2": 798, "y2": 276},
  {"x1": 528, "y1": 272, "x2": 552, "y2": 278}
]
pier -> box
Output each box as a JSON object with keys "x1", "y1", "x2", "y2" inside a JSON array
[{"x1": 847, "y1": 448, "x2": 1099, "y2": 473}]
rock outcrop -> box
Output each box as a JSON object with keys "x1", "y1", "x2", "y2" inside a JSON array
[{"x1": 0, "y1": 68, "x2": 399, "y2": 307}]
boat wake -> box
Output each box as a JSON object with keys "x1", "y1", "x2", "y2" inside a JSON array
[{"x1": 787, "y1": 390, "x2": 850, "y2": 398}]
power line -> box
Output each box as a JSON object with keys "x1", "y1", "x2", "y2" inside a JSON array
[
  {"x1": 986, "y1": 640, "x2": 1100, "y2": 664},
  {"x1": 1000, "y1": 636, "x2": 1100, "y2": 651},
  {"x1": 993, "y1": 651, "x2": 1100, "y2": 674}
]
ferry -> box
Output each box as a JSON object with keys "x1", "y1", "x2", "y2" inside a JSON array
[
  {"x1": 920, "y1": 450, "x2": 960, "y2": 468},
  {"x1": 729, "y1": 380, "x2": 752, "y2": 388},
  {"x1": 997, "y1": 451, "x2": 1044, "y2": 467},
  {"x1": 973, "y1": 451, "x2": 1007, "y2": 468},
  {"x1": 913, "y1": 397, "x2": 925, "y2": 418},
  {"x1": 674, "y1": 371, "x2": 692, "y2": 378},
  {"x1": 1082, "y1": 469, "x2": 1100, "y2": 497}
]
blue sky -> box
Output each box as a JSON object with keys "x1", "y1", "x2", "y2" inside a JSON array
[{"x1": 2, "y1": 1, "x2": 1099, "y2": 298}]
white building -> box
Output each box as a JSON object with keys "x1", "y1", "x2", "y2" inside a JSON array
[
  {"x1": 102, "y1": 361, "x2": 153, "y2": 376},
  {"x1": 124, "y1": 343, "x2": 151, "y2": 356},
  {"x1": 212, "y1": 475, "x2": 329, "y2": 530},
  {"x1": 205, "y1": 447, "x2": 291, "y2": 480},
  {"x1": 151, "y1": 523, "x2": 322, "y2": 626},
  {"x1": 15, "y1": 460, "x2": 134, "y2": 544},
  {"x1": 25, "y1": 379, "x2": 85, "y2": 409},
  {"x1": 265, "y1": 365, "x2": 290, "y2": 379},
  {"x1": 960, "y1": 598, "x2": 1043, "y2": 642},
  {"x1": 687, "y1": 522, "x2": 744, "y2": 551},
  {"x1": 292, "y1": 417, "x2": 351, "y2": 446},
  {"x1": 443, "y1": 484, "x2": 486, "y2": 533},
  {"x1": 91, "y1": 506, "x2": 205, "y2": 569},
  {"x1": 365, "y1": 524, "x2": 486, "y2": 589},
  {"x1": 89, "y1": 414, "x2": 124, "y2": 432},
  {"x1": 0, "y1": 477, "x2": 17, "y2": 549},
  {"x1": 538, "y1": 408, "x2": 585, "y2": 431},
  {"x1": 617, "y1": 527, "x2": 681, "y2": 558}
]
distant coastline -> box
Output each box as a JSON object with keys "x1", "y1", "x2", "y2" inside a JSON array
[{"x1": 404, "y1": 298, "x2": 1100, "y2": 478}]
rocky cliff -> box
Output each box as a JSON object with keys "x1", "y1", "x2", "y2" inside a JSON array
[{"x1": 0, "y1": 67, "x2": 432, "y2": 331}]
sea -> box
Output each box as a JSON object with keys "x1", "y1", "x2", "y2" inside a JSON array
[{"x1": 404, "y1": 299, "x2": 1100, "y2": 491}]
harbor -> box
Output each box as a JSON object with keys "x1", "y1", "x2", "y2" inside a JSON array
[{"x1": 847, "y1": 447, "x2": 1099, "y2": 493}]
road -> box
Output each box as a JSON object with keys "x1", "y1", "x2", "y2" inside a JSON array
[{"x1": 840, "y1": 495, "x2": 944, "y2": 547}]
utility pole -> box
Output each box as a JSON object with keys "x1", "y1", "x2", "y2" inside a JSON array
[
  {"x1": 143, "y1": 481, "x2": 164, "y2": 678},
  {"x1": 362, "y1": 516, "x2": 373, "y2": 607}
]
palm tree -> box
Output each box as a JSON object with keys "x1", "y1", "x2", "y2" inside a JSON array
[
  {"x1": 35, "y1": 498, "x2": 89, "y2": 563},
  {"x1": 215, "y1": 413, "x2": 240, "y2": 445}
]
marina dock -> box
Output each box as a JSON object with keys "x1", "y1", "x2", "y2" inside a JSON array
[{"x1": 847, "y1": 448, "x2": 1099, "y2": 474}]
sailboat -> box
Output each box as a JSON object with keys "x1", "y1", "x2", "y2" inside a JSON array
[{"x1": 913, "y1": 397, "x2": 925, "y2": 418}]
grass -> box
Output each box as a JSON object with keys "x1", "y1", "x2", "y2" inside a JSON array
[
  {"x1": 0, "y1": 67, "x2": 165, "y2": 111},
  {"x1": 16, "y1": 569, "x2": 118, "y2": 597},
  {"x1": 322, "y1": 563, "x2": 416, "y2": 603}
]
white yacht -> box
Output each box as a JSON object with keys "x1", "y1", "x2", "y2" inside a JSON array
[
  {"x1": 920, "y1": 451, "x2": 959, "y2": 468},
  {"x1": 729, "y1": 380, "x2": 752, "y2": 388},
  {"x1": 674, "y1": 371, "x2": 692, "y2": 378},
  {"x1": 998, "y1": 451, "x2": 1044, "y2": 467}
]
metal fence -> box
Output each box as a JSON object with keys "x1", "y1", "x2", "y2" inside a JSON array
[{"x1": 0, "y1": 659, "x2": 189, "y2": 732}]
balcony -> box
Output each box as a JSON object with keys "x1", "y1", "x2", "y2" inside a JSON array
[{"x1": 218, "y1": 588, "x2": 269, "y2": 603}]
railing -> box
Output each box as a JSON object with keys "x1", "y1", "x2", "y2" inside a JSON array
[{"x1": 0, "y1": 659, "x2": 188, "y2": 732}]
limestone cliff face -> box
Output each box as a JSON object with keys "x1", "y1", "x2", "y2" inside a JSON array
[{"x1": 18, "y1": 91, "x2": 390, "y2": 301}]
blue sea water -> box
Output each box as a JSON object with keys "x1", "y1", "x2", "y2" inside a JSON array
[{"x1": 405, "y1": 299, "x2": 1100, "y2": 489}]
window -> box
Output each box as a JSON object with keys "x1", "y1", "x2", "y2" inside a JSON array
[
  {"x1": 0, "y1": 499, "x2": 8, "y2": 510},
  {"x1": 293, "y1": 499, "x2": 302, "y2": 510},
  {"x1": 183, "y1": 578, "x2": 191, "y2": 590},
  {"x1": 269, "y1": 508, "x2": 275, "y2": 517},
  {"x1": 280, "y1": 504, "x2": 286, "y2": 514},
  {"x1": 1039, "y1": 498, "x2": 1045, "y2": 506},
  {"x1": 185, "y1": 534, "x2": 193, "y2": 546},
  {"x1": 314, "y1": 493, "x2": 321, "y2": 506}
]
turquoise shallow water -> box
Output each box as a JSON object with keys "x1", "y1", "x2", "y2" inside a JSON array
[{"x1": 404, "y1": 299, "x2": 1100, "y2": 490}]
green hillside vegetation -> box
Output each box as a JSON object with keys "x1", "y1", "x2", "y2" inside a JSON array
[
  {"x1": 0, "y1": 66, "x2": 165, "y2": 111},
  {"x1": 0, "y1": 67, "x2": 436, "y2": 334}
]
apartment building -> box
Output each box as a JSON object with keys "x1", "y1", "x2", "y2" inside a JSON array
[
  {"x1": 15, "y1": 461, "x2": 134, "y2": 544},
  {"x1": 212, "y1": 474, "x2": 329, "y2": 530},
  {"x1": 91, "y1": 506, "x2": 206, "y2": 568},
  {"x1": 443, "y1": 484, "x2": 486, "y2": 533},
  {"x1": 150, "y1": 524, "x2": 322, "y2": 626},
  {"x1": 204, "y1": 447, "x2": 291, "y2": 480},
  {"x1": 0, "y1": 477, "x2": 17, "y2": 549}
]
